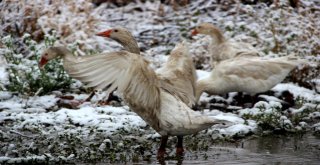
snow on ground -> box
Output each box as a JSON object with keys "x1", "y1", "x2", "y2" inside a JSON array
[
  {"x1": 0, "y1": 91, "x2": 255, "y2": 163},
  {"x1": 0, "y1": 0, "x2": 320, "y2": 163},
  {"x1": 272, "y1": 83, "x2": 320, "y2": 102},
  {"x1": 0, "y1": 91, "x2": 253, "y2": 138}
]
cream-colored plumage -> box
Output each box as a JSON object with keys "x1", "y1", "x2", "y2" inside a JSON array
[
  {"x1": 103, "y1": 28, "x2": 197, "y2": 107},
  {"x1": 40, "y1": 28, "x2": 227, "y2": 156},
  {"x1": 195, "y1": 55, "x2": 305, "y2": 102},
  {"x1": 192, "y1": 23, "x2": 259, "y2": 68},
  {"x1": 40, "y1": 47, "x2": 228, "y2": 136},
  {"x1": 156, "y1": 43, "x2": 197, "y2": 107}
]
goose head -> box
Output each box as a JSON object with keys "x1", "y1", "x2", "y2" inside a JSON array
[
  {"x1": 39, "y1": 47, "x2": 70, "y2": 69},
  {"x1": 96, "y1": 27, "x2": 140, "y2": 54},
  {"x1": 191, "y1": 23, "x2": 225, "y2": 44}
]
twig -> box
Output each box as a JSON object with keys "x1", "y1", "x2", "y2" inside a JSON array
[
  {"x1": 9, "y1": 130, "x2": 37, "y2": 138},
  {"x1": 34, "y1": 87, "x2": 43, "y2": 97},
  {"x1": 85, "y1": 90, "x2": 96, "y2": 102}
]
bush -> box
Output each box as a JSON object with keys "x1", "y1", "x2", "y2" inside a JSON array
[{"x1": 0, "y1": 33, "x2": 72, "y2": 96}]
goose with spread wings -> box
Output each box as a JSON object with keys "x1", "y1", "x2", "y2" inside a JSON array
[
  {"x1": 195, "y1": 55, "x2": 306, "y2": 103},
  {"x1": 191, "y1": 23, "x2": 305, "y2": 104},
  {"x1": 39, "y1": 43, "x2": 228, "y2": 158}
]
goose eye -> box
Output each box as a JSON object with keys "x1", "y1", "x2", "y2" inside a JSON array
[{"x1": 114, "y1": 29, "x2": 118, "y2": 32}]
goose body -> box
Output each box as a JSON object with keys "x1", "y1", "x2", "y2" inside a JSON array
[
  {"x1": 195, "y1": 55, "x2": 305, "y2": 102},
  {"x1": 158, "y1": 91, "x2": 217, "y2": 136}
]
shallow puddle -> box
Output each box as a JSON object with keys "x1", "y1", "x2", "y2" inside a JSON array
[{"x1": 154, "y1": 134, "x2": 320, "y2": 165}]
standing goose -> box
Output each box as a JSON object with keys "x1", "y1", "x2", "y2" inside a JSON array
[
  {"x1": 40, "y1": 27, "x2": 198, "y2": 155},
  {"x1": 191, "y1": 22, "x2": 259, "y2": 68},
  {"x1": 195, "y1": 55, "x2": 306, "y2": 103},
  {"x1": 39, "y1": 50, "x2": 227, "y2": 158},
  {"x1": 96, "y1": 28, "x2": 198, "y2": 155}
]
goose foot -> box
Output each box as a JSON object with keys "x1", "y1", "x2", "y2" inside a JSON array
[
  {"x1": 157, "y1": 135, "x2": 168, "y2": 159},
  {"x1": 157, "y1": 148, "x2": 166, "y2": 159},
  {"x1": 176, "y1": 136, "x2": 184, "y2": 156},
  {"x1": 176, "y1": 147, "x2": 184, "y2": 156}
]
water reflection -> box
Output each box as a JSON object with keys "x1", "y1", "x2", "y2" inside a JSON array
[
  {"x1": 153, "y1": 134, "x2": 320, "y2": 165},
  {"x1": 157, "y1": 155, "x2": 184, "y2": 165}
]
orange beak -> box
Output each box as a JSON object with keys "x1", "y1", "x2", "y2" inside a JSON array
[
  {"x1": 96, "y1": 29, "x2": 112, "y2": 37},
  {"x1": 39, "y1": 57, "x2": 48, "y2": 69},
  {"x1": 191, "y1": 29, "x2": 198, "y2": 36}
]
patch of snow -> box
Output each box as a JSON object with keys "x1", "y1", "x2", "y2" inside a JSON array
[
  {"x1": 219, "y1": 122, "x2": 256, "y2": 137},
  {"x1": 258, "y1": 95, "x2": 285, "y2": 103},
  {"x1": 289, "y1": 103, "x2": 319, "y2": 114},
  {"x1": 0, "y1": 91, "x2": 12, "y2": 100},
  {"x1": 272, "y1": 83, "x2": 320, "y2": 102}
]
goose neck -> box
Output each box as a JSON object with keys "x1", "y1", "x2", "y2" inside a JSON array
[
  {"x1": 114, "y1": 35, "x2": 140, "y2": 54},
  {"x1": 209, "y1": 30, "x2": 225, "y2": 45}
]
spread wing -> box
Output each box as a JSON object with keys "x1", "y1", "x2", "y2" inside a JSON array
[
  {"x1": 156, "y1": 43, "x2": 197, "y2": 107},
  {"x1": 66, "y1": 51, "x2": 161, "y2": 110},
  {"x1": 215, "y1": 56, "x2": 301, "y2": 81}
]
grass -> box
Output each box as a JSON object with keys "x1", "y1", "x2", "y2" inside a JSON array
[{"x1": 1, "y1": 34, "x2": 72, "y2": 96}]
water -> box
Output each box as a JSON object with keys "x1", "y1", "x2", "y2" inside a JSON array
[{"x1": 155, "y1": 134, "x2": 320, "y2": 165}]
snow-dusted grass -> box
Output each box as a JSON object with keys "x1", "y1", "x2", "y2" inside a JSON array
[
  {"x1": 0, "y1": 92, "x2": 254, "y2": 163},
  {"x1": 0, "y1": 0, "x2": 320, "y2": 163},
  {"x1": 238, "y1": 83, "x2": 320, "y2": 133},
  {"x1": 0, "y1": 34, "x2": 73, "y2": 96}
]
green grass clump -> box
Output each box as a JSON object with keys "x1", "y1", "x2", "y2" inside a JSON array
[
  {"x1": 241, "y1": 102, "x2": 293, "y2": 132},
  {"x1": 1, "y1": 33, "x2": 72, "y2": 96}
]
